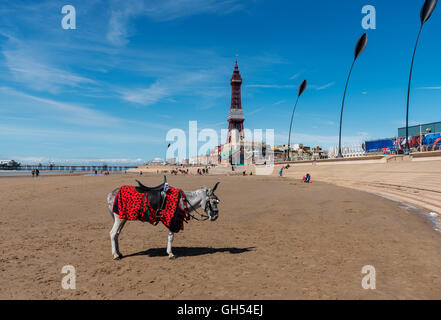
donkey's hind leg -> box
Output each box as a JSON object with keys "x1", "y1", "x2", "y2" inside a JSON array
[
  {"x1": 110, "y1": 213, "x2": 127, "y2": 260},
  {"x1": 167, "y1": 231, "x2": 176, "y2": 259}
]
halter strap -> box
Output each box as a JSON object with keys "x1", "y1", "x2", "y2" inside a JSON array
[{"x1": 182, "y1": 192, "x2": 210, "y2": 221}]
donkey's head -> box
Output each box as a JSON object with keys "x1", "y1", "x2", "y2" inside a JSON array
[{"x1": 201, "y1": 182, "x2": 220, "y2": 221}]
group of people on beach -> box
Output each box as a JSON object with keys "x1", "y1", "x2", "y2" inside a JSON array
[
  {"x1": 278, "y1": 165, "x2": 311, "y2": 183},
  {"x1": 197, "y1": 167, "x2": 209, "y2": 175},
  {"x1": 31, "y1": 169, "x2": 40, "y2": 177}
]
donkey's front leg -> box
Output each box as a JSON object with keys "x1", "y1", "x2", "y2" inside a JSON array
[
  {"x1": 167, "y1": 231, "x2": 175, "y2": 259},
  {"x1": 110, "y1": 214, "x2": 126, "y2": 260}
]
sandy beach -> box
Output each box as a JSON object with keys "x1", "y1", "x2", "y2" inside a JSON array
[{"x1": 1, "y1": 173, "x2": 440, "y2": 299}]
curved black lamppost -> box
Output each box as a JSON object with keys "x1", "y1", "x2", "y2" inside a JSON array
[
  {"x1": 165, "y1": 143, "x2": 170, "y2": 164},
  {"x1": 286, "y1": 80, "x2": 307, "y2": 161},
  {"x1": 405, "y1": 0, "x2": 438, "y2": 155},
  {"x1": 337, "y1": 33, "x2": 368, "y2": 158}
]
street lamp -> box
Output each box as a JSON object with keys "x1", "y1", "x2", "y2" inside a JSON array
[
  {"x1": 165, "y1": 143, "x2": 170, "y2": 165},
  {"x1": 404, "y1": 0, "x2": 438, "y2": 155},
  {"x1": 337, "y1": 33, "x2": 368, "y2": 158},
  {"x1": 287, "y1": 80, "x2": 307, "y2": 161}
]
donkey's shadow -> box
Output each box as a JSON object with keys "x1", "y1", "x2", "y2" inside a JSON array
[{"x1": 123, "y1": 246, "x2": 255, "y2": 259}]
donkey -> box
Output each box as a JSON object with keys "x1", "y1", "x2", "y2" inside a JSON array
[{"x1": 107, "y1": 182, "x2": 220, "y2": 260}]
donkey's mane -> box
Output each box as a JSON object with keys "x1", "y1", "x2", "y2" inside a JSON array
[{"x1": 183, "y1": 189, "x2": 204, "y2": 198}]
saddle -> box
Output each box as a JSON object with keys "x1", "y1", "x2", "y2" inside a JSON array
[
  {"x1": 135, "y1": 180, "x2": 166, "y2": 193},
  {"x1": 134, "y1": 177, "x2": 168, "y2": 220}
]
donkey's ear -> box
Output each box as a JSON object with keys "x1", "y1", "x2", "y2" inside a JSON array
[{"x1": 212, "y1": 182, "x2": 220, "y2": 192}]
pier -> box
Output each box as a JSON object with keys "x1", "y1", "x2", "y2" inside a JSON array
[{"x1": 0, "y1": 164, "x2": 138, "y2": 172}]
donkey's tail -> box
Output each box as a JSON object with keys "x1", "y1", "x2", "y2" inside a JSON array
[{"x1": 107, "y1": 187, "x2": 120, "y2": 221}]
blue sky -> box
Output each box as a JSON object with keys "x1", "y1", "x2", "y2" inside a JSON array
[{"x1": 1, "y1": 0, "x2": 441, "y2": 163}]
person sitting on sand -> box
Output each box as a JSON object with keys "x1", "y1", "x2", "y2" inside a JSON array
[{"x1": 303, "y1": 173, "x2": 311, "y2": 183}]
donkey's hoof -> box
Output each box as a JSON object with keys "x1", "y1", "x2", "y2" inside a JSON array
[
  {"x1": 168, "y1": 254, "x2": 176, "y2": 260},
  {"x1": 113, "y1": 254, "x2": 123, "y2": 260}
]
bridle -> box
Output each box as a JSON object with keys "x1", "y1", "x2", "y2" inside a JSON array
[{"x1": 184, "y1": 191, "x2": 219, "y2": 222}]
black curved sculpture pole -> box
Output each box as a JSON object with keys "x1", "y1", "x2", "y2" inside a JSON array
[
  {"x1": 337, "y1": 33, "x2": 368, "y2": 158},
  {"x1": 405, "y1": 0, "x2": 438, "y2": 154},
  {"x1": 286, "y1": 80, "x2": 307, "y2": 161},
  {"x1": 287, "y1": 95, "x2": 300, "y2": 161},
  {"x1": 337, "y1": 60, "x2": 356, "y2": 158},
  {"x1": 166, "y1": 143, "x2": 170, "y2": 164}
]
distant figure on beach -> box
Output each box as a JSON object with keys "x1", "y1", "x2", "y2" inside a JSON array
[
  {"x1": 95, "y1": 170, "x2": 98, "y2": 175},
  {"x1": 35, "y1": 169, "x2": 40, "y2": 177},
  {"x1": 279, "y1": 167, "x2": 283, "y2": 177},
  {"x1": 303, "y1": 173, "x2": 311, "y2": 183},
  {"x1": 32, "y1": 169, "x2": 35, "y2": 177},
  {"x1": 243, "y1": 171, "x2": 246, "y2": 176},
  {"x1": 139, "y1": 171, "x2": 143, "y2": 176}
]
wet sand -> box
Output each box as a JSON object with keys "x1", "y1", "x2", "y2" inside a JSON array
[{"x1": 0, "y1": 174, "x2": 440, "y2": 299}]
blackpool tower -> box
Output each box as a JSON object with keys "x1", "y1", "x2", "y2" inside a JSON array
[{"x1": 227, "y1": 59, "x2": 245, "y2": 144}]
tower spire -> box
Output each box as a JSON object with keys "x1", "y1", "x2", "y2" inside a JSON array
[{"x1": 227, "y1": 59, "x2": 245, "y2": 145}]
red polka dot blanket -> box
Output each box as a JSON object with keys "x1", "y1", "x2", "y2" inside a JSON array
[{"x1": 112, "y1": 185, "x2": 190, "y2": 233}]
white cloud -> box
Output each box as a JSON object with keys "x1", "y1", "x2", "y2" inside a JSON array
[
  {"x1": 246, "y1": 84, "x2": 296, "y2": 89},
  {"x1": 418, "y1": 86, "x2": 441, "y2": 90},
  {"x1": 2, "y1": 40, "x2": 95, "y2": 93},
  {"x1": 289, "y1": 72, "x2": 302, "y2": 80},
  {"x1": 120, "y1": 82, "x2": 169, "y2": 105},
  {"x1": 0, "y1": 87, "x2": 118, "y2": 126},
  {"x1": 107, "y1": 0, "x2": 244, "y2": 46},
  {"x1": 247, "y1": 107, "x2": 264, "y2": 116},
  {"x1": 246, "y1": 81, "x2": 336, "y2": 91},
  {"x1": 315, "y1": 82, "x2": 336, "y2": 91},
  {"x1": 0, "y1": 123, "x2": 163, "y2": 145},
  {"x1": 118, "y1": 70, "x2": 220, "y2": 105}
]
